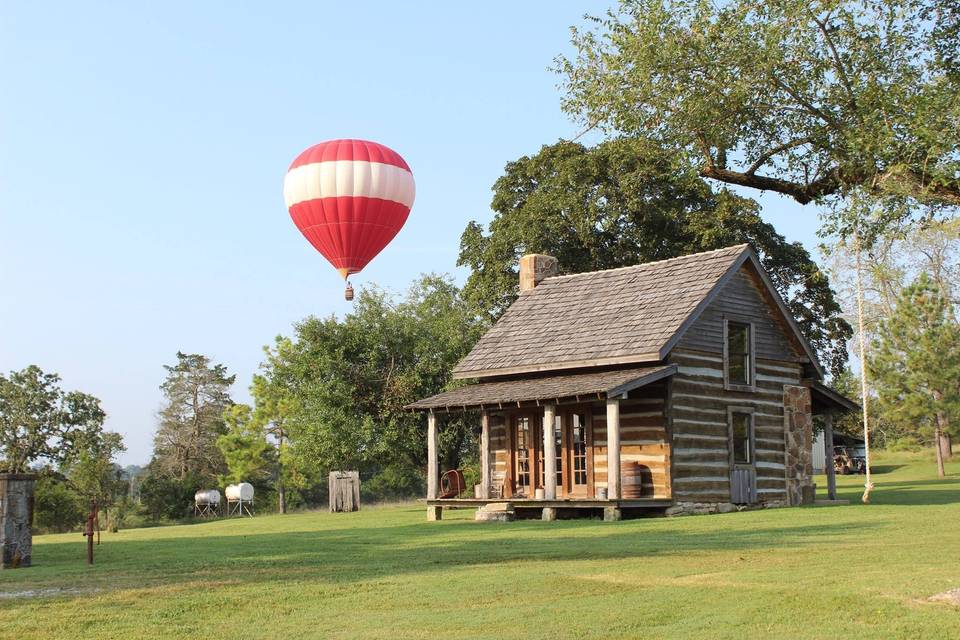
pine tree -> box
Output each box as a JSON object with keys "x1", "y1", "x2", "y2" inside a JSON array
[
  {"x1": 153, "y1": 352, "x2": 235, "y2": 483},
  {"x1": 870, "y1": 274, "x2": 960, "y2": 477}
]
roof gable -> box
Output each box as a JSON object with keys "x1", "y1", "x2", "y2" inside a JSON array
[{"x1": 454, "y1": 244, "x2": 824, "y2": 380}]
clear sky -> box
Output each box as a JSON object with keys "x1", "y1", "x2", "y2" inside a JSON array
[{"x1": 0, "y1": 2, "x2": 822, "y2": 465}]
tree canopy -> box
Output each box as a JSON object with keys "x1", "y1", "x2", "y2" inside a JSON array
[
  {"x1": 260, "y1": 275, "x2": 485, "y2": 489},
  {"x1": 557, "y1": 0, "x2": 960, "y2": 210},
  {"x1": 152, "y1": 352, "x2": 235, "y2": 483},
  {"x1": 0, "y1": 365, "x2": 108, "y2": 473},
  {"x1": 458, "y1": 139, "x2": 852, "y2": 375}
]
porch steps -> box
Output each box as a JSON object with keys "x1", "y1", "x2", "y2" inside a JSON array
[{"x1": 475, "y1": 502, "x2": 515, "y2": 522}]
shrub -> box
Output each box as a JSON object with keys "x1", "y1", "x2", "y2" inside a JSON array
[
  {"x1": 887, "y1": 435, "x2": 924, "y2": 452},
  {"x1": 33, "y1": 475, "x2": 85, "y2": 533},
  {"x1": 138, "y1": 472, "x2": 199, "y2": 521}
]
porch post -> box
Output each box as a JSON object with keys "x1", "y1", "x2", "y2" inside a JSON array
[
  {"x1": 543, "y1": 404, "x2": 557, "y2": 499},
  {"x1": 824, "y1": 412, "x2": 837, "y2": 500},
  {"x1": 427, "y1": 411, "x2": 438, "y2": 500},
  {"x1": 480, "y1": 409, "x2": 491, "y2": 499},
  {"x1": 606, "y1": 397, "x2": 622, "y2": 500}
]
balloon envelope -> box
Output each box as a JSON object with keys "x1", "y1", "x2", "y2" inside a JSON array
[{"x1": 283, "y1": 139, "x2": 415, "y2": 279}]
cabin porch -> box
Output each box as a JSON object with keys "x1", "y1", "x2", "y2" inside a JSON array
[
  {"x1": 425, "y1": 497, "x2": 675, "y2": 522},
  {"x1": 406, "y1": 365, "x2": 678, "y2": 522}
]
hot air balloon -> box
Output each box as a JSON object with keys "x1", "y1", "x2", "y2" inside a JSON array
[{"x1": 283, "y1": 139, "x2": 415, "y2": 300}]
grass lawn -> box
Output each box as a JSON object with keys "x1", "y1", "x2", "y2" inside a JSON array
[{"x1": 2, "y1": 451, "x2": 959, "y2": 640}]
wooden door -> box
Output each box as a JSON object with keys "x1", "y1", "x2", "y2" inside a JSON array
[
  {"x1": 512, "y1": 413, "x2": 540, "y2": 497},
  {"x1": 563, "y1": 408, "x2": 593, "y2": 498},
  {"x1": 728, "y1": 409, "x2": 757, "y2": 504}
]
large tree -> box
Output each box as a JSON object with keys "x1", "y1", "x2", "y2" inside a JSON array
[
  {"x1": 263, "y1": 275, "x2": 485, "y2": 491},
  {"x1": 557, "y1": 0, "x2": 960, "y2": 210},
  {"x1": 459, "y1": 139, "x2": 852, "y2": 375},
  {"x1": 870, "y1": 274, "x2": 960, "y2": 477},
  {"x1": 152, "y1": 352, "x2": 235, "y2": 483},
  {"x1": 0, "y1": 365, "x2": 107, "y2": 473}
]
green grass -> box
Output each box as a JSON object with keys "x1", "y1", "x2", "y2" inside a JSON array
[{"x1": 2, "y1": 451, "x2": 959, "y2": 640}]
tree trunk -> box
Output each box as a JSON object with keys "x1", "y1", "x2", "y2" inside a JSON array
[
  {"x1": 277, "y1": 430, "x2": 286, "y2": 514},
  {"x1": 934, "y1": 418, "x2": 947, "y2": 478},
  {"x1": 939, "y1": 431, "x2": 953, "y2": 461}
]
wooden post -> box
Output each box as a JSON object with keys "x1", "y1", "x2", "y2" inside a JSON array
[
  {"x1": 606, "y1": 398, "x2": 621, "y2": 500},
  {"x1": 480, "y1": 410, "x2": 491, "y2": 499},
  {"x1": 427, "y1": 411, "x2": 438, "y2": 500},
  {"x1": 543, "y1": 404, "x2": 557, "y2": 500},
  {"x1": 824, "y1": 413, "x2": 837, "y2": 501}
]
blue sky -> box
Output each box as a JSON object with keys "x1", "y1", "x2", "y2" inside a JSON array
[{"x1": 0, "y1": 2, "x2": 821, "y2": 465}]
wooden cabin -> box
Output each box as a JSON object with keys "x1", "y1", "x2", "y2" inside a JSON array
[{"x1": 408, "y1": 245, "x2": 857, "y2": 521}]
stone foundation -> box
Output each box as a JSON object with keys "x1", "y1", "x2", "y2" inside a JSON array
[
  {"x1": 1, "y1": 473, "x2": 36, "y2": 569},
  {"x1": 664, "y1": 499, "x2": 788, "y2": 517}
]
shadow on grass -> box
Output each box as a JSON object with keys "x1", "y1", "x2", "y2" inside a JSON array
[{"x1": 15, "y1": 514, "x2": 882, "y2": 595}]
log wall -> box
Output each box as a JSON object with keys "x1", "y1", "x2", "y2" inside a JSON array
[
  {"x1": 668, "y1": 263, "x2": 805, "y2": 505},
  {"x1": 591, "y1": 383, "x2": 671, "y2": 499},
  {"x1": 669, "y1": 349, "x2": 801, "y2": 503}
]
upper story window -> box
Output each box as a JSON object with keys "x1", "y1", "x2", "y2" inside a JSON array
[{"x1": 725, "y1": 320, "x2": 753, "y2": 387}]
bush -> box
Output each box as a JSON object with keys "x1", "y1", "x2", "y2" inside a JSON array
[
  {"x1": 33, "y1": 475, "x2": 85, "y2": 533},
  {"x1": 138, "y1": 472, "x2": 200, "y2": 521},
  {"x1": 361, "y1": 464, "x2": 424, "y2": 503},
  {"x1": 887, "y1": 435, "x2": 924, "y2": 452}
]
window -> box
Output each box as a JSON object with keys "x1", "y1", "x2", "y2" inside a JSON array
[
  {"x1": 731, "y1": 411, "x2": 753, "y2": 465},
  {"x1": 726, "y1": 321, "x2": 752, "y2": 386}
]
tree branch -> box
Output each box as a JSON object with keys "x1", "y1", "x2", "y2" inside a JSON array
[
  {"x1": 809, "y1": 10, "x2": 858, "y2": 115},
  {"x1": 699, "y1": 163, "x2": 844, "y2": 204},
  {"x1": 745, "y1": 137, "x2": 813, "y2": 175},
  {"x1": 770, "y1": 75, "x2": 840, "y2": 130}
]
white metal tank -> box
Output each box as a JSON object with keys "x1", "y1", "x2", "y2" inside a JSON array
[
  {"x1": 225, "y1": 483, "x2": 254, "y2": 502},
  {"x1": 194, "y1": 489, "x2": 221, "y2": 505}
]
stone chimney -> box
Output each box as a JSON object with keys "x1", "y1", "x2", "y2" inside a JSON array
[{"x1": 519, "y1": 254, "x2": 559, "y2": 292}]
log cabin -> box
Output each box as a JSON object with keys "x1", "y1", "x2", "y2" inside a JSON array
[{"x1": 407, "y1": 244, "x2": 857, "y2": 521}]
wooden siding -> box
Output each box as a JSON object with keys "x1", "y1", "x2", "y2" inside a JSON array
[
  {"x1": 676, "y1": 265, "x2": 803, "y2": 363},
  {"x1": 591, "y1": 384, "x2": 671, "y2": 499},
  {"x1": 668, "y1": 347, "x2": 801, "y2": 503}
]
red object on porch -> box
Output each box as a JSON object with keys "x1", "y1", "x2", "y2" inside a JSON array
[{"x1": 438, "y1": 469, "x2": 466, "y2": 499}]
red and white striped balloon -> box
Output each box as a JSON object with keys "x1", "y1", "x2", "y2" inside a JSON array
[{"x1": 283, "y1": 139, "x2": 415, "y2": 281}]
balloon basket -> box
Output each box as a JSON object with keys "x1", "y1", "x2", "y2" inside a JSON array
[{"x1": 344, "y1": 282, "x2": 354, "y2": 301}]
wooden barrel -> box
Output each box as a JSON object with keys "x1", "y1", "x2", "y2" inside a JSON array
[{"x1": 621, "y1": 462, "x2": 651, "y2": 499}]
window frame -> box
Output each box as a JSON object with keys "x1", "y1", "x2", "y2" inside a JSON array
[
  {"x1": 723, "y1": 317, "x2": 756, "y2": 391},
  {"x1": 727, "y1": 406, "x2": 755, "y2": 467}
]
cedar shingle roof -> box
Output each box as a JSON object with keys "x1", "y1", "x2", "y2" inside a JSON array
[
  {"x1": 453, "y1": 244, "x2": 751, "y2": 379},
  {"x1": 406, "y1": 365, "x2": 676, "y2": 411}
]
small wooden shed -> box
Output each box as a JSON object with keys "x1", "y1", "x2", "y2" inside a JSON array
[{"x1": 408, "y1": 245, "x2": 857, "y2": 521}]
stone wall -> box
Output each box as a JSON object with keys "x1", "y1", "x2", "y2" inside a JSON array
[
  {"x1": 783, "y1": 385, "x2": 814, "y2": 506},
  {"x1": 1, "y1": 473, "x2": 36, "y2": 569}
]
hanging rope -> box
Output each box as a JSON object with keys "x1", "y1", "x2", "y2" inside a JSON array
[{"x1": 854, "y1": 228, "x2": 875, "y2": 503}]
